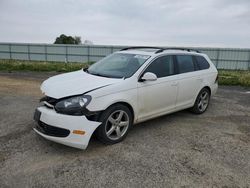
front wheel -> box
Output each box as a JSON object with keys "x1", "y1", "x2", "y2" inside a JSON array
[
  {"x1": 190, "y1": 88, "x2": 210, "y2": 114},
  {"x1": 96, "y1": 104, "x2": 132, "y2": 145}
]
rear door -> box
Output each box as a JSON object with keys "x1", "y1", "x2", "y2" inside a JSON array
[
  {"x1": 137, "y1": 55, "x2": 179, "y2": 121},
  {"x1": 175, "y1": 55, "x2": 202, "y2": 109}
]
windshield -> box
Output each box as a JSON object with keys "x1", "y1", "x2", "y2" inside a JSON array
[{"x1": 87, "y1": 53, "x2": 150, "y2": 78}]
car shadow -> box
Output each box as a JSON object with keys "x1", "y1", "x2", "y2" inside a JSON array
[{"x1": 37, "y1": 108, "x2": 208, "y2": 154}]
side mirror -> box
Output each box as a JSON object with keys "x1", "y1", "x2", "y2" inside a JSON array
[{"x1": 140, "y1": 72, "x2": 157, "y2": 82}]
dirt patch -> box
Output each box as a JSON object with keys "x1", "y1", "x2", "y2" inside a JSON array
[{"x1": 0, "y1": 76, "x2": 42, "y2": 97}]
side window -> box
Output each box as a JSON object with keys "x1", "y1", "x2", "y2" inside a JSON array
[
  {"x1": 176, "y1": 55, "x2": 195, "y2": 73},
  {"x1": 195, "y1": 55, "x2": 210, "y2": 70},
  {"x1": 144, "y1": 56, "x2": 174, "y2": 78}
]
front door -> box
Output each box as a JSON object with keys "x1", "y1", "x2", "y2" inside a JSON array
[{"x1": 137, "y1": 55, "x2": 178, "y2": 122}]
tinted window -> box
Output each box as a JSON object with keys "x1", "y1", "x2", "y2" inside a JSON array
[
  {"x1": 176, "y1": 55, "x2": 195, "y2": 73},
  {"x1": 195, "y1": 56, "x2": 210, "y2": 70},
  {"x1": 145, "y1": 56, "x2": 174, "y2": 78}
]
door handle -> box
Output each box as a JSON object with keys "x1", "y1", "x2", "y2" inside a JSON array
[
  {"x1": 197, "y1": 78, "x2": 203, "y2": 82},
  {"x1": 171, "y1": 82, "x2": 178, "y2": 86}
]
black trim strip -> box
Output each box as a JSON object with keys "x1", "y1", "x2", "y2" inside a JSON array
[{"x1": 36, "y1": 121, "x2": 70, "y2": 138}]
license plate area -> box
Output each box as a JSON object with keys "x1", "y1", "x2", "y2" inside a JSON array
[{"x1": 33, "y1": 109, "x2": 41, "y2": 122}]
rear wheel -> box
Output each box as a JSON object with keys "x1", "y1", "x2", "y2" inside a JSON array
[
  {"x1": 96, "y1": 104, "x2": 132, "y2": 144},
  {"x1": 190, "y1": 88, "x2": 210, "y2": 114}
]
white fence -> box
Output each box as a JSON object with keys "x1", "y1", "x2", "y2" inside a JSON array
[{"x1": 0, "y1": 43, "x2": 250, "y2": 70}]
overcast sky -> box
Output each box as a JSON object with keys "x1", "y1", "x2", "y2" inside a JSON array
[{"x1": 0, "y1": 0, "x2": 250, "y2": 47}]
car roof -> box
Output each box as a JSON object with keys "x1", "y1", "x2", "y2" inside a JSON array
[{"x1": 116, "y1": 47, "x2": 205, "y2": 57}]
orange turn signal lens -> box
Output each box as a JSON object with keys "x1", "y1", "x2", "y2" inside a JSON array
[{"x1": 73, "y1": 130, "x2": 85, "y2": 135}]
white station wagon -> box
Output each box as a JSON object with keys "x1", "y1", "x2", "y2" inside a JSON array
[{"x1": 34, "y1": 47, "x2": 218, "y2": 149}]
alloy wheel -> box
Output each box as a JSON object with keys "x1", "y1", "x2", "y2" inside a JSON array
[
  {"x1": 105, "y1": 110, "x2": 130, "y2": 140},
  {"x1": 198, "y1": 91, "x2": 209, "y2": 112}
]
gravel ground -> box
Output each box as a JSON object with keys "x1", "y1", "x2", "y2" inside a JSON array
[{"x1": 0, "y1": 71, "x2": 250, "y2": 188}]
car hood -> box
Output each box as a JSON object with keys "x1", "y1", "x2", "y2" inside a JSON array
[{"x1": 41, "y1": 70, "x2": 122, "y2": 99}]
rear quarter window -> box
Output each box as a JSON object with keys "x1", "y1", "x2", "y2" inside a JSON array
[{"x1": 195, "y1": 56, "x2": 210, "y2": 70}]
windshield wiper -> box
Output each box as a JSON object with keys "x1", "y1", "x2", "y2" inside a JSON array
[
  {"x1": 83, "y1": 69, "x2": 105, "y2": 77},
  {"x1": 91, "y1": 73, "x2": 114, "y2": 78},
  {"x1": 92, "y1": 72, "x2": 123, "y2": 79},
  {"x1": 83, "y1": 69, "x2": 122, "y2": 78},
  {"x1": 83, "y1": 68, "x2": 89, "y2": 73}
]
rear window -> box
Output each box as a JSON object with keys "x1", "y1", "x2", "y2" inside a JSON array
[
  {"x1": 195, "y1": 56, "x2": 210, "y2": 70},
  {"x1": 176, "y1": 55, "x2": 195, "y2": 73}
]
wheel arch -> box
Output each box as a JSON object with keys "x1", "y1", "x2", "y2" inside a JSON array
[
  {"x1": 104, "y1": 101, "x2": 135, "y2": 123},
  {"x1": 202, "y1": 86, "x2": 211, "y2": 95},
  {"x1": 192, "y1": 85, "x2": 211, "y2": 106}
]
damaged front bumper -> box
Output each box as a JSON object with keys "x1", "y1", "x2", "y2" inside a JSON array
[{"x1": 33, "y1": 106, "x2": 101, "y2": 149}]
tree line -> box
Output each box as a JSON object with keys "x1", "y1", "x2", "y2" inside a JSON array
[{"x1": 54, "y1": 34, "x2": 93, "y2": 45}]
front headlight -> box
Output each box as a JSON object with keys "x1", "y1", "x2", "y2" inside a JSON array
[{"x1": 55, "y1": 95, "x2": 91, "y2": 115}]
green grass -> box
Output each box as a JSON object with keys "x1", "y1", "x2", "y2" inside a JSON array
[
  {"x1": 218, "y1": 70, "x2": 250, "y2": 87},
  {"x1": 0, "y1": 59, "x2": 249, "y2": 87},
  {"x1": 0, "y1": 59, "x2": 91, "y2": 72}
]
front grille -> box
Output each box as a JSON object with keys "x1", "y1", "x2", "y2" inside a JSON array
[{"x1": 36, "y1": 121, "x2": 70, "y2": 138}]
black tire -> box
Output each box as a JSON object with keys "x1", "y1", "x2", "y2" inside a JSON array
[
  {"x1": 190, "y1": 88, "x2": 210, "y2": 114},
  {"x1": 96, "y1": 104, "x2": 133, "y2": 145}
]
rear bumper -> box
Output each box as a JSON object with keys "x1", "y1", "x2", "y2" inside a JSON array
[
  {"x1": 211, "y1": 82, "x2": 218, "y2": 96},
  {"x1": 33, "y1": 106, "x2": 101, "y2": 149}
]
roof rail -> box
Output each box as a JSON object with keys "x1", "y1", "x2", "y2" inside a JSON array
[
  {"x1": 120, "y1": 46, "x2": 201, "y2": 54},
  {"x1": 155, "y1": 48, "x2": 201, "y2": 54},
  {"x1": 120, "y1": 46, "x2": 165, "y2": 51}
]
